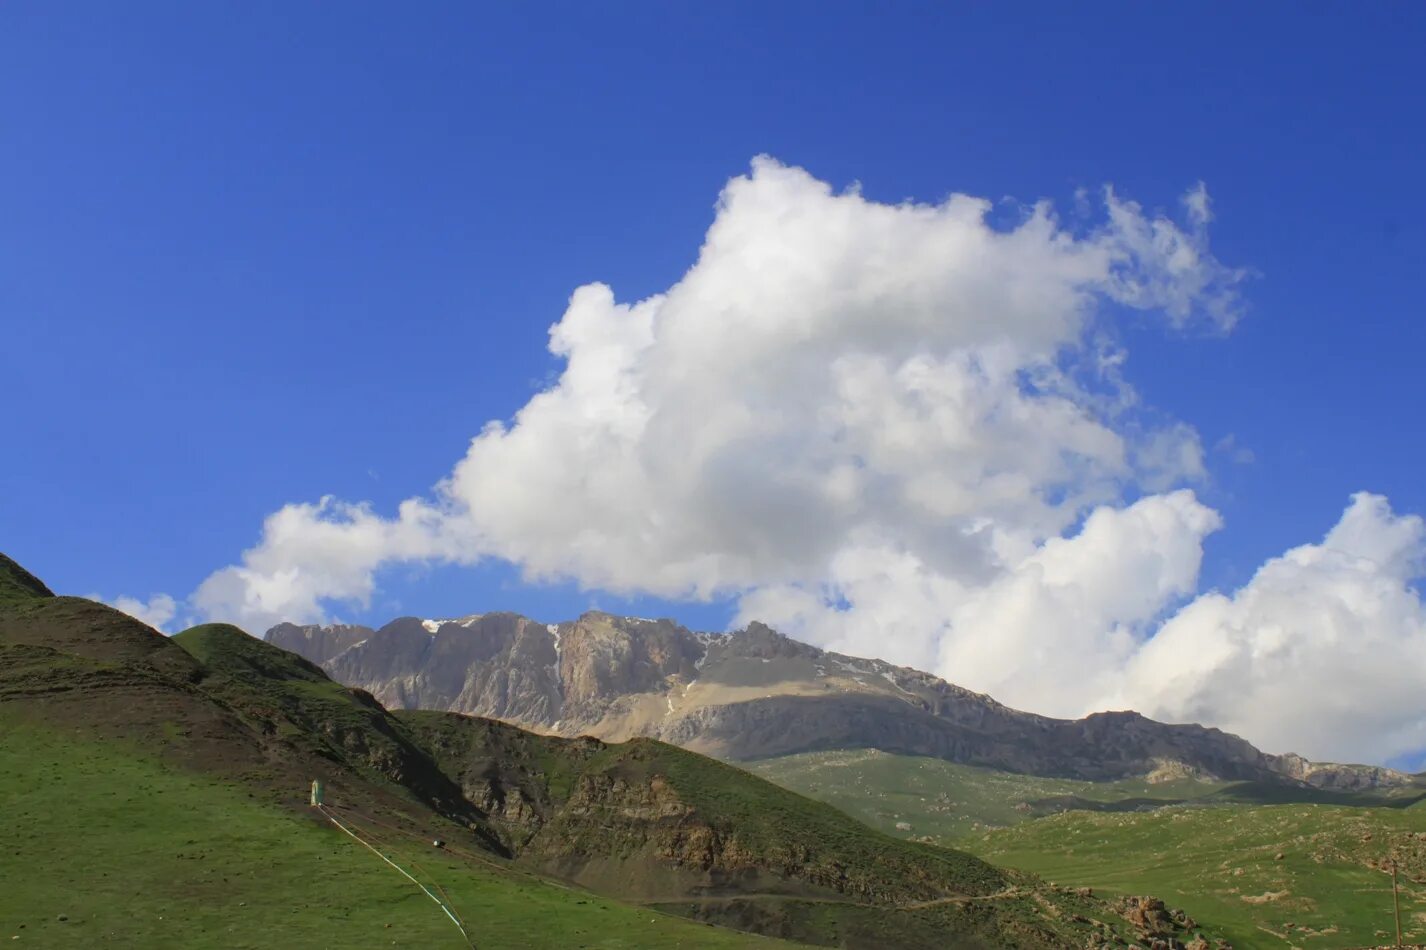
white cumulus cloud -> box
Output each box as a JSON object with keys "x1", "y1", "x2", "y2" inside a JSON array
[
  {"x1": 121, "y1": 157, "x2": 1426, "y2": 763},
  {"x1": 177, "y1": 157, "x2": 1240, "y2": 625},
  {"x1": 439, "y1": 158, "x2": 1237, "y2": 598},
  {"x1": 1110, "y1": 493, "x2": 1426, "y2": 764},
  {"x1": 99, "y1": 592, "x2": 179, "y2": 633},
  {"x1": 189, "y1": 496, "x2": 475, "y2": 636}
]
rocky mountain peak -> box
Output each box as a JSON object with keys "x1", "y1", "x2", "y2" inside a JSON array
[
  {"x1": 722, "y1": 620, "x2": 817, "y2": 660},
  {"x1": 266, "y1": 621, "x2": 373, "y2": 666}
]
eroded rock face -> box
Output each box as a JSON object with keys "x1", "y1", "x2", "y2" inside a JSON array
[
  {"x1": 1271, "y1": 752, "x2": 1411, "y2": 789},
  {"x1": 323, "y1": 614, "x2": 564, "y2": 723},
  {"x1": 266, "y1": 622, "x2": 373, "y2": 666},
  {"x1": 466, "y1": 777, "x2": 544, "y2": 841},
  {"x1": 268, "y1": 611, "x2": 1409, "y2": 788},
  {"x1": 557, "y1": 615, "x2": 706, "y2": 726}
]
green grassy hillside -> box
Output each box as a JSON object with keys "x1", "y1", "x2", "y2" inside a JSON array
[
  {"x1": 747, "y1": 749, "x2": 1226, "y2": 840},
  {"x1": 171, "y1": 622, "x2": 494, "y2": 839},
  {"x1": 0, "y1": 714, "x2": 795, "y2": 949},
  {"x1": 749, "y1": 748, "x2": 1426, "y2": 948},
  {"x1": 0, "y1": 553, "x2": 52, "y2": 606},
  {"x1": 974, "y1": 801, "x2": 1426, "y2": 950},
  {"x1": 0, "y1": 565, "x2": 797, "y2": 948}
]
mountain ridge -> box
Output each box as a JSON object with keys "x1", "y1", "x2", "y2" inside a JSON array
[{"x1": 268, "y1": 610, "x2": 1407, "y2": 790}]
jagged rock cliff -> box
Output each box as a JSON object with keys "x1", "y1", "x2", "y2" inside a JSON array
[
  {"x1": 269, "y1": 611, "x2": 1409, "y2": 788},
  {"x1": 266, "y1": 621, "x2": 373, "y2": 665}
]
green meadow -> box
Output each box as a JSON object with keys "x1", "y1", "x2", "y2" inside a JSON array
[
  {"x1": 974, "y1": 800, "x2": 1426, "y2": 949},
  {"x1": 750, "y1": 748, "x2": 1426, "y2": 949},
  {"x1": 0, "y1": 717, "x2": 794, "y2": 949},
  {"x1": 747, "y1": 748, "x2": 1224, "y2": 840}
]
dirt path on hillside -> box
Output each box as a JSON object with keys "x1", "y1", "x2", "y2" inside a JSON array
[
  {"x1": 897, "y1": 887, "x2": 1023, "y2": 908},
  {"x1": 635, "y1": 887, "x2": 1025, "y2": 910}
]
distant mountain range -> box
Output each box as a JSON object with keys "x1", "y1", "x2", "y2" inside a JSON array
[{"x1": 268, "y1": 611, "x2": 1407, "y2": 790}]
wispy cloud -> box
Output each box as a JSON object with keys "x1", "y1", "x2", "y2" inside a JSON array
[{"x1": 1213, "y1": 433, "x2": 1257, "y2": 465}]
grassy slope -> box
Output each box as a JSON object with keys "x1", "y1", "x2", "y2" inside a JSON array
[
  {"x1": 171, "y1": 623, "x2": 456, "y2": 798},
  {"x1": 974, "y1": 801, "x2": 1426, "y2": 950},
  {"x1": 747, "y1": 749, "x2": 1226, "y2": 841},
  {"x1": 0, "y1": 715, "x2": 794, "y2": 949},
  {"x1": 0, "y1": 564, "x2": 796, "y2": 949},
  {"x1": 749, "y1": 748, "x2": 1426, "y2": 949},
  {"x1": 0, "y1": 553, "x2": 52, "y2": 606}
]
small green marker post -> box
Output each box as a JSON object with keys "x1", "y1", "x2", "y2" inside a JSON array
[{"x1": 310, "y1": 779, "x2": 324, "y2": 807}]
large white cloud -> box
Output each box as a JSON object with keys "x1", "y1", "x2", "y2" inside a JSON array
[
  {"x1": 439, "y1": 158, "x2": 1233, "y2": 596},
  {"x1": 136, "y1": 158, "x2": 1426, "y2": 763},
  {"x1": 1110, "y1": 493, "x2": 1426, "y2": 764},
  {"x1": 184, "y1": 158, "x2": 1236, "y2": 620}
]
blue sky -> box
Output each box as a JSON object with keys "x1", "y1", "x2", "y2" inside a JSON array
[{"x1": 4, "y1": 4, "x2": 1425, "y2": 760}]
